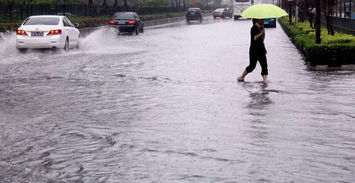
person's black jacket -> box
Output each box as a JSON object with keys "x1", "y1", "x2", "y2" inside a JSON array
[{"x1": 249, "y1": 25, "x2": 266, "y2": 55}]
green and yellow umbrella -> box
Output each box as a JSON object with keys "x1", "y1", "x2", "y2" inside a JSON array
[{"x1": 241, "y1": 4, "x2": 288, "y2": 19}]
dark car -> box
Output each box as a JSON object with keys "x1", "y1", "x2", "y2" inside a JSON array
[
  {"x1": 186, "y1": 8, "x2": 203, "y2": 23},
  {"x1": 264, "y1": 18, "x2": 276, "y2": 28},
  {"x1": 213, "y1": 8, "x2": 232, "y2": 19},
  {"x1": 109, "y1": 12, "x2": 144, "y2": 35}
]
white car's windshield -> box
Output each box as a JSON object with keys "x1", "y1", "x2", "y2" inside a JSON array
[{"x1": 24, "y1": 17, "x2": 60, "y2": 25}]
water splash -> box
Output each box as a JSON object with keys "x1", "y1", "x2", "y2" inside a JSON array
[{"x1": 79, "y1": 27, "x2": 145, "y2": 55}]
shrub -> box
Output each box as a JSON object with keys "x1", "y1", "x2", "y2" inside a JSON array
[
  {"x1": 279, "y1": 17, "x2": 355, "y2": 67},
  {"x1": 0, "y1": 22, "x2": 21, "y2": 32}
]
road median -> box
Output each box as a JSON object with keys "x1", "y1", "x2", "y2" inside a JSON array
[{"x1": 278, "y1": 17, "x2": 355, "y2": 70}]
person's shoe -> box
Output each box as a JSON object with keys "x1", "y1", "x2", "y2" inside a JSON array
[{"x1": 237, "y1": 77, "x2": 244, "y2": 82}]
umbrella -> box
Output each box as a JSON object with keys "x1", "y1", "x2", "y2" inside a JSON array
[{"x1": 241, "y1": 4, "x2": 288, "y2": 19}]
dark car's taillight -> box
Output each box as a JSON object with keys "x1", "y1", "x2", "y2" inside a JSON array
[
  {"x1": 128, "y1": 20, "x2": 136, "y2": 24},
  {"x1": 109, "y1": 20, "x2": 117, "y2": 25}
]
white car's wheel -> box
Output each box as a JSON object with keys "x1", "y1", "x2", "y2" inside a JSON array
[
  {"x1": 76, "y1": 34, "x2": 80, "y2": 49},
  {"x1": 64, "y1": 38, "x2": 69, "y2": 52},
  {"x1": 17, "y1": 48, "x2": 28, "y2": 53}
]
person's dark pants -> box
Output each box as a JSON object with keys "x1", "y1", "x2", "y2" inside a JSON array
[{"x1": 245, "y1": 53, "x2": 268, "y2": 76}]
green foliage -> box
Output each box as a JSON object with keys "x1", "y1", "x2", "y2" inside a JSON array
[
  {"x1": 279, "y1": 17, "x2": 355, "y2": 67},
  {"x1": 0, "y1": 19, "x2": 22, "y2": 32}
]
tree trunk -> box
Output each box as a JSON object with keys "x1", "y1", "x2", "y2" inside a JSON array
[
  {"x1": 63, "y1": 0, "x2": 66, "y2": 14},
  {"x1": 30, "y1": 0, "x2": 33, "y2": 17},
  {"x1": 349, "y1": 0, "x2": 352, "y2": 19},
  {"x1": 123, "y1": 0, "x2": 128, "y2": 8},
  {"x1": 289, "y1": 2, "x2": 292, "y2": 25},
  {"x1": 330, "y1": 1, "x2": 335, "y2": 35},
  {"x1": 330, "y1": 14, "x2": 334, "y2": 35},
  {"x1": 315, "y1": 0, "x2": 321, "y2": 43},
  {"x1": 335, "y1": 1, "x2": 338, "y2": 17},
  {"x1": 340, "y1": 0, "x2": 343, "y2": 17},
  {"x1": 343, "y1": 0, "x2": 347, "y2": 18},
  {"x1": 326, "y1": 15, "x2": 331, "y2": 34},
  {"x1": 7, "y1": 1, "x2": 15, "y2": 19}
]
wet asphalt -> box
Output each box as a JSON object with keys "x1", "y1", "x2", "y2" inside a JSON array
[{"x1": 0, "y1": 17, "x2": 354, "y2": 182}]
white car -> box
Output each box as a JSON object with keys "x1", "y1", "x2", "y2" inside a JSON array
[{"x1": 16, "y1": 15, "x2": 80, "y2": 51}]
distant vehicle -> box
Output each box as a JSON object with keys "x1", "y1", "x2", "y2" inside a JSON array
[
  {"x1": 186, "y1": 8, "x2": 203, "y2": 23},
  {"x1": 233, "y1": 0, "x2": 254, "y2": 20},
  {"x1": 16, "y1": 15, "x2": 80, "y2": 52},
  {"x1": 213, "y1": 8, "x2": 233, "y2": 19},
  {"x1": 264, "y1": 18, "x2": 276, "y2": 28},
  {"x1": 109, "y1": 12, "x2": 144, "y2": 35}
]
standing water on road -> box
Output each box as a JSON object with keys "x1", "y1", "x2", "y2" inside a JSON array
[{"x1": 0, "y1": 19, "x2": 354, "y2": 182}]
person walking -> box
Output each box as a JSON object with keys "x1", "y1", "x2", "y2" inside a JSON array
[{"x1": 238, "y1": 19, "x2": 268, "y2": 84}]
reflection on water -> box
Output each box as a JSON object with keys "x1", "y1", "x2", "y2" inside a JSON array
[{"x1": 246, "y1": 85, "x2": 273, "y2": 111}]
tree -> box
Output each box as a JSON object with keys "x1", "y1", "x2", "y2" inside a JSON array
[
  {"x1": 315, "y1": 0, "x2": 321, "y2": 43},
  {"x1": 0, "y1": 0, "x2": 18, "y2": 19},
  {"x1": 349, "y1": 0, "x2": 352, "y2": 19},
  {"x1": 322, "y1": 0, "x2": 336, "y2": 35}
]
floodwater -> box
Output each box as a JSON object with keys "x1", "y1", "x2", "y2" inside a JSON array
[{"x1": 0, "y1": 17, "x2": 354, "y2": 183}]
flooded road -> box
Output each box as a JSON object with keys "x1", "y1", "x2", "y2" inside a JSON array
[{"x1": 0, "y1": 17, "x2": 354, "y2": 182}]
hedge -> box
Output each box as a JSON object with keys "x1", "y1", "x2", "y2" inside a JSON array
[
  {"x1": 0, "y1": 12, "x2": 185, "y2": 33},
  {"x1": 278, "y1": 17, "x2": 355, "y2": 67}
]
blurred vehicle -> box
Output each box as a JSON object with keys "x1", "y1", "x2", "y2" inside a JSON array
[
  {"x1": 264, "y1": 18, "x2": 276, "y2": 28},
  {"x1": 16, "y1": 15, "x2": 80, "y2": 52},
  {"x1": 186, "y1": 8, "x2": 203, "y2": 23},
  {"x1": 233, "y1": 0, "x2": 254, "y2": 20},
  {"x1": 213, "y1": 8, "x2": 233, "y2": 19},
  {"x1": 108, "y1": 12, "x2": 144, "y2": 35}
]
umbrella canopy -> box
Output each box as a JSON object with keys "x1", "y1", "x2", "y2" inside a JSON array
[{"x1": 241, "y1": 4, "x2": 288, "y2": 19}]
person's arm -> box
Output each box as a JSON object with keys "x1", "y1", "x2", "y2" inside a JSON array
[{"x1": 254, "y1": 28, "x2": 265, "y2": 41}]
